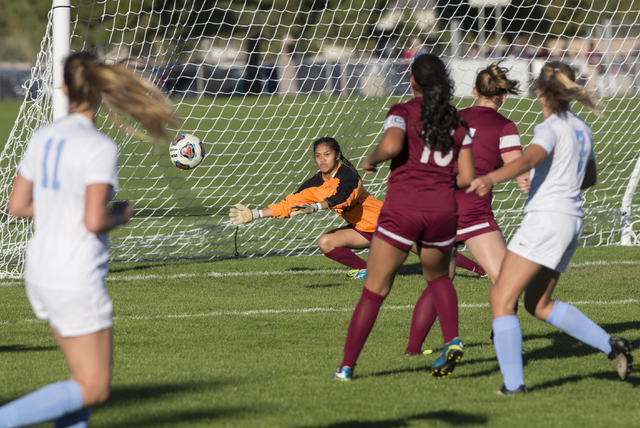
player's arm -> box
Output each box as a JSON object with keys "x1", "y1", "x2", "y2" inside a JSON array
[
  {"x1": 85, "y1": 183, "x2": 132, "y2": 233},
  {"x1": 501, "y1": 150, "x2": 531, "y2": 194},
  {"x1": 581, "y1": 159, "x2": 597, "y2": 189},
  {"x1": 362, "y1": 127, "x2": 405, "y2": 174},
  {"x1": 8, "y1": 174, "x2": 34, "y2": 218},
  {"x1": 468, "y1": 144, "x2": 548, "y2": 197},
  {"x1": 455, "y1": 147, "x2": 475, "y2": 189}
]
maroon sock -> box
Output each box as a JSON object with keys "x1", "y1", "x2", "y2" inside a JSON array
[
  {"x1": 341, "y1": 288, "x2": 386, "y2": 368},
  {"x1": 457, "y1": 253, "x2": 486, "y2": 276},
  {"x1": 428, "y1": 275, "x2": 459, "y2": 343},
  {"x1": 324, "y1": 248, "x2": 367, "y2": 270},
  {"x1": 405, "y1": 287, "x2": 437, "y2": 355}
]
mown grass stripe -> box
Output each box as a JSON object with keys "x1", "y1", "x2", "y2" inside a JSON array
[{"x1": 3, "y1": 299, "x2": 637, "y2": 325}]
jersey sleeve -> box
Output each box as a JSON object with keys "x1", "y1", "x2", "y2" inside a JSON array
[
  {"x1": 384, "y1": 104, "x2": 408, "y2": 131},
  {"x1": 324, "y1": 167, "x2": 360, "y2": 208},
  {"x1": 84, "y1": 139, "x2": 119, "y2": 188},
  {"x1": 530, "y1": 123, "x2": 556, "y2": 155},
  {"x1": 499, "y1": 121, "x2": 522, "y2": 153},
  {"x1": 296, "y1": 172, "x2": 323, "y2": 193}
]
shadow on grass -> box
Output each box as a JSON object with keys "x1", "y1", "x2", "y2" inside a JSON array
[
  {"x1": 98, "y1": 406, "x2": 252, "y2": 428},
  {"x1": 300, "y1": 410, "x2": 489, "y2": 427},
  {"x1": 104, "y1": 380, "x2": 233, "y2": 408},
  {"x1": 529, "y1": 370, "x2": 640, "y2": 391},
  {"x1": 94, "y1": 380, "x2": 255, "y2": 427},
  {"x1": 0, "y1": 344, "x2": 57, "y2": 353},
  {"x1": 306, "y1": 283, "x2": 344, "y2": 289}
]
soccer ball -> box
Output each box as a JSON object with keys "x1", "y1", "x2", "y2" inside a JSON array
[{"x1": 169, "y1": 134, "x2": 205, "y2": 170}]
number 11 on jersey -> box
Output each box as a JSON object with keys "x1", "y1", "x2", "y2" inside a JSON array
[{"x1": 42, "y1": 138, "x2": 66, "y2": 190}]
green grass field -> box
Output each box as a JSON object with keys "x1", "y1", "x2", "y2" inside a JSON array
[{"x1": 0, "y1": 246, "x2": 638, "y2": 427}]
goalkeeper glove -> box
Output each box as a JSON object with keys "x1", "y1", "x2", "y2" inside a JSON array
[
  {"x1": 229, "y1": 203, "x2": 262, "y2": 225},
  {"x1": 289, "y1": 203, "x2": 322, "y2": 218}
]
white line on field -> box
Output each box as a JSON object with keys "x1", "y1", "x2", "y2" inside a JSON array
[
  {"x1": 3, "y1": 299, "x2": 637, "y2": 326},
  {"x1": 0, "y1": 259, "x2": 638, "y2": 288}
]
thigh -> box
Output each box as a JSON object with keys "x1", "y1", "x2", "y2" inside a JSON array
[
  {"x1": 465, "y1": 230, "x2": 507, "y2": 284},
  {"x1": 364, "y1": 236, "x2": 409, "y2": 297},
  {"x1": 53, "y1": 327, "x2": 113, "y2": 404},
  {"x1": 420, "y1": 246, "x2": 452, "y2": 281},
  {"x1": 490, "y1": 250, "x2": 543, "y2": 318},
  {"x1": 321, "y1": 226, "x2": 372, "y2": 250}
]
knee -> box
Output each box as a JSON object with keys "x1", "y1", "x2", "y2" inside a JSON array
[
  {"x1": 317, "y1": 234, "x2": 334, "y2": 253},
  {"x1": 76, "y1": 379, "x2": 111, "y2": 407}
]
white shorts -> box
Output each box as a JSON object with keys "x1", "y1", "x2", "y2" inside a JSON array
[
  {"x1": 507, "y1": 211, "x2": 582, "y2": 273},
  {"x1": 25, "y1": 280, "x2": 113, "y2": 338}
]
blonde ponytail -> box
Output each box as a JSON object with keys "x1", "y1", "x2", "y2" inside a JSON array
[
  {"x1": 64, "y1": 51, "x2": 175, "y2": 139},
  {"x1": 535, "y1": 62, "x2": 600, "y2": 116}
]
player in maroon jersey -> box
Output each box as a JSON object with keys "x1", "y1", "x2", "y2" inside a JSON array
[
  {"x1": 404, "y1": 63, "x2": 530, "y2": 356},
  {"x1": 333, "y1": 54, "x2": 475, "y2": 381},
  {"x1": 452, "y1": 63, "x2": 529, "y2": 282}
]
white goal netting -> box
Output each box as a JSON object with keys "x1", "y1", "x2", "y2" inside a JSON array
[{"x1": 1, "y1": 0, "x2": 640, "y2": 277}]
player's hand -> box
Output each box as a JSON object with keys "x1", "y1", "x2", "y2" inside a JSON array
[
  {"x1": 362, "y1": 155, "x2": 377, "y2": 174},
  {"x1": 467, "y1": 175, "x2": 494, "y2": 197},
  {"x1": 516, "y1": 172, "x2": 530, "y2": 194},
  {"x1": 229, "y1": 203, "x2": 259, "y2": 225},
  {"x1": 289, "y1": 203, "x2": 321, "y2": 218},
  {"x1": 111, "y1": 201, "x2": 133, "y2": 225}
]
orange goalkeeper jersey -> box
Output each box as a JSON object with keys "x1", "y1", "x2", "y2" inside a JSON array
[{"x1": 268, "y1": 164, "x2": 383, "y2": 233}]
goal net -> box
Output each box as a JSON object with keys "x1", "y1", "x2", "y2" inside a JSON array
[{"x1": 1, "y1": 0, "x2": 639, "y2": 277}]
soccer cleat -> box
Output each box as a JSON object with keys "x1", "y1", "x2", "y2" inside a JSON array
[
  {"x1": 608, "y1": 336, "x2": 633, "y2": 381},
  {"x1": 430, "y1": 337, "x2": 464, "y2": 378},
  {"x1": 496, "y1": 385, "x2": 528, "y2": 396},
  {"x1": 347, "y1": 269, "x2": 367, "y2": 280},
  {"x1": 333, "y1": 366, "x2": 353, "y2": 381}
]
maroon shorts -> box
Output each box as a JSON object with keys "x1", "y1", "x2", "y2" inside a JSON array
[
  {"x1": 375, "y1": 207, "x2": 457, "y2": 252},
  {"x1": 331, "y1": 225, "x2": 374, "y2": 242},
  {"x1": 456, "y1": 214, "x2": 502, "y2": 244}
]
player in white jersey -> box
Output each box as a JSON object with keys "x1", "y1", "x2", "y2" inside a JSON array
[
  {"x1": 468, "y1": 62, "x2": 632, "y2": 395},
  {"x1": 0, "y1": 51, "x2": 174, "y2": 427}
]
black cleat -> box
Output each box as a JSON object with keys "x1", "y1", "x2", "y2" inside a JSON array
[
  {"x1": 496, "y1": 385, "x2": 528, "y2": 396},
  {"x1": 608, "y1": 337, "x2": 633, "y2": 381}
]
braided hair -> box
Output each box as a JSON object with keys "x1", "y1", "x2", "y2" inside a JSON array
[
  {"x1": 312, "y1": 137, "x2": 359, "y2": 178},
  {"x1": 411, "y1": 54, "x2": 464, "y2": 153}
]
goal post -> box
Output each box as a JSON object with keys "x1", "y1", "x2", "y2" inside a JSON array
[{"x1": 1, "y1": 0, "x2": 639, "y2": 278}]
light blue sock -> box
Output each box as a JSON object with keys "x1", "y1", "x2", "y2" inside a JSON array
[
  {"x1": 0, "y1": 380, "x2": 84, "y2": 428},
  {"x1": 54, "y1": 408, "x2": 92, "y2": 428},
  {"x1": 546, "y1": 300, "x2": 612, "y2": 354},
  {"x1": 493, "y1": 315, "x2": 524, "y2": 391}
]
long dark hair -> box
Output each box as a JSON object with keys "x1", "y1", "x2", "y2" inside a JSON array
[
  {"x1": 312, "y1": 137, "x2": 359, "y2": 178},
  {"x1": 411, "y1": 54, "x2": 461, "y2": 153}
]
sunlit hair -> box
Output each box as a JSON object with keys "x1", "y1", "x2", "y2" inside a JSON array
[
  {"x1": 64, "y1": 51, "x2": 175, "y2": 139},
  {"x1": 312, "y1": 137, "x2": 359, "y2": 177},
  {"x1": 475, "y1": 62, "x2": 520, "y2": 98},
  {"x1": 534, "y1": 62, "x2": 600, "y2": 116},
  {"x1": 411, "y1": 54, "x2": 466, "y2": 153}
]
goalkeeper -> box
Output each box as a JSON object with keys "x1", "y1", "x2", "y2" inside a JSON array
[{"x1": 229, "y1": 137, "x2": 485, "y2": 279}]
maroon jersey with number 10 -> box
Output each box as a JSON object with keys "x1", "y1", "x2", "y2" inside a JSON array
[{"x1": 383, "y1": 97, "x2": 473, "y2": 212}]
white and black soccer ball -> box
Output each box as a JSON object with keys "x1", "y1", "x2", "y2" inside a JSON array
[{"x1": 169, "y1": 134, "x2": 205, "y2": 170}]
